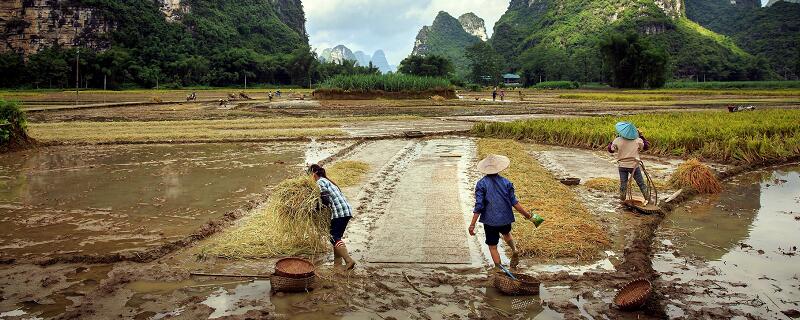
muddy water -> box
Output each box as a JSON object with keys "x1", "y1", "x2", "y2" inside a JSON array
[
  {"x1": 0, "y1": 142, "x2": 346, "y2": 260},
  {"x1": 655, "y1": 165, "x2": 800, "y2": 318}
]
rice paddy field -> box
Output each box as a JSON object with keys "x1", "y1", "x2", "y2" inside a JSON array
[
  {"x1": 472, "y1": 109, "x2": 800, "y2": 164},
  {"x1": 2, "y1": 86, "x2": 800, "y2": 320}
]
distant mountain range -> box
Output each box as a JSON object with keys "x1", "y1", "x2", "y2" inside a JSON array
[{"x1": 319, "y1": 45, "x2": 395, "y2": 73}]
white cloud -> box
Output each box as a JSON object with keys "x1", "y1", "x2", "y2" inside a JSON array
[{"x1": 303, "y1": 0, "x2": 509, "y2": 65}]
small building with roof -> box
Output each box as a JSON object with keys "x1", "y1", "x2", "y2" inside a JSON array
[{"x1": 502, "y1": 73, "x2": 521, "y2": 86}]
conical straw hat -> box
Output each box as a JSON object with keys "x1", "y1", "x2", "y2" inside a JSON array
[{"x1": 477, "y1": 154, "x2": 510, "y2": 174}]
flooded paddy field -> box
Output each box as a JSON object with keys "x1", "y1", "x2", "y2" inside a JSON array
[
  {"x1": 0, "y1": 142, "x2": 347, "y2": 261},
  {"x1": 2, "y1": 92, "x2": 800, "y2": 319}
]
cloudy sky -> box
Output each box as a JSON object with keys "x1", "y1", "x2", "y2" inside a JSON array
[{"x1": 304, "y1": 0, "x2": 509, "y2": 66}]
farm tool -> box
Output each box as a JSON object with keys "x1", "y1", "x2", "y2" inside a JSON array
[{"x1": 623, "y1": 160, "x2": 662, "y2": 215}]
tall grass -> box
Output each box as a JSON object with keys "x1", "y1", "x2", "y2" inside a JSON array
[
  {"x1": 665, "y1": 81, "x2": 800, "y2": 89},
  {"x1": 532, "y1": 81, "x2": 580, "y2": 90},
  {"x1": 318, "y1": 74, "x2": 452, "y2": 92},
  {"x1": 472, "y1": 110, "x2": 800, "y2": 164}
]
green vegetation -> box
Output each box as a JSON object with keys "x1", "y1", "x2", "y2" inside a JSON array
[
  {"x1": 0, "y1": 0, "x2": 310, "y2": 89},
  {"x1": 397, "y1": 55, "x2": 454, "y2": 78},
  {"x1": 685, "y1": 0, "x2": 800, "y2": 79},
  {"x1": 414, "y1": 11, "x2": 482, "y2": 80},
  {"x1": 477, "y1": 139, "x2": 610, "y2": 260},
  {"x1": 318, "y1": 74, "x2": 452, "y2": 92},
  {"x1": 490, "y1": 0, "x2": 765, "y2": 85},
  {"x1": 0, "y1": 100, "x2": 27, "y2": 144},
  {"x1": 472, "y1": 110, "x2": 800, "y2": 164},
  {"x1": 465, "y1": 42, "x2": 505, "y2": 85},
  {"x1": 558, "y1": 93, "x2": 674, "y2": 102},
  {"x1": 665, "y1": 81, "x2": 800, "y2": 89},
  {"x1": 600, "y1": 32, "x2": 668, "y2": 88},
  {"x1": 532, "y1": 81, "x2": 580, "y2": 90}
]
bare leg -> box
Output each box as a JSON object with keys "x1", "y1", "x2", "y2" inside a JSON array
[
  {"x1": 502, "y1": 233, "x2": 519, "y2": 269},
  {"x1": 488, "y1": 245, "x2": 501, "y2": 267}
]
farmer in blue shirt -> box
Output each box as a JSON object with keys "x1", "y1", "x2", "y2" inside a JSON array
[
  {"x1": 469, "y1": 155, "x2": 534, "y2": 269},
  {"x1": 309, "y1": 164, "x2": 356, "y2": 271}
]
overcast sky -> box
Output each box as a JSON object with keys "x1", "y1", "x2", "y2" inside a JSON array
[{"x1": 304, "y1": 0, "x2": 509, "y2": 66}]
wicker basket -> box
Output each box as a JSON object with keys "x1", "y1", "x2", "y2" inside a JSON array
[
  {"x1": 270, "y1": 273, "x2": 317, "y2": 294},
  {"x1": 493, "y1": 272, "x2": 540, "y2": 296},
  {"x1": 274, "y1": 257, "x2": 315, "y2": 279},
  {"x1": 613, "y1": 279, "x2": 652, "y2": 311}
]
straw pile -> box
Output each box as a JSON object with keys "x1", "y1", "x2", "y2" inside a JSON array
[
  {"x1": 478, "y1": 139, "x2": 610, "y2": 261},
  {"x1": 201, "y1": 161, "x2": 369, "y2": 259},
  {"x1": 668, "y1": 158, "x2": 722, "y2": 194}
]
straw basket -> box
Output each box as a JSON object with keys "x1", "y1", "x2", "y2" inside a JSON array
[
  {"x1": 613, "y1": 279, "x2": 652, "y2": 311},
  {"x1": 270, "y1": 273, "x2": 317, "y2": 294},
  {"x1": 493, "y1": 272, "x2": 540, "y2": 296},
  {"x1": 274, "y1": 257, "x2": 315, "y2": 279}
]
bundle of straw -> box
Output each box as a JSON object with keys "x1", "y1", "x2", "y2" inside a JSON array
[
  {"x1": 203, "y1": 177, "x2": 331, "y2": 259},
  {"x1": 202, "y1": 161, "x2": 370, "y2": 260},
  {"x1": 668, "y1": 158, "x2": 722, "y2": 194}
]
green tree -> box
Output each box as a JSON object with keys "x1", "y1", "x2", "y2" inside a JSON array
[
  {"x1": 600, "y1": 32, "x2": 669, "y2": 88},
  {"x1": 398, "y1": 55, "x2": 453, "y2": 78},
  {"x1": 0, "y1": 52, "x2": 24, "y2": 88},
  {"x1": 464, "y1": 42, "x2": 504, "y2": 85}
]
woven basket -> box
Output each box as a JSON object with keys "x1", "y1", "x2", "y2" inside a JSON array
[
  {"x1": 613, "y1": 279, "x2": 652, "y2": 311},
  {"x1": 274, "y1": 257, "x2": 315, "y2": 279},
  {"x1": 270, "y1": 273, "x2": 317, "y2": 294},
  {"x1": 493, "y1": 272, "x2": 540, "y2": 296}
]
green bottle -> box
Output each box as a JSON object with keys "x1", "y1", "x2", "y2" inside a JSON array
[{"x1": 530, "y1": 214, "x2": 545, "y2": 228}]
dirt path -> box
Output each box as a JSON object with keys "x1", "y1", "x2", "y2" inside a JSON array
[{"x1": 367, "y1": 139, "x2": 473, "y2": 264}]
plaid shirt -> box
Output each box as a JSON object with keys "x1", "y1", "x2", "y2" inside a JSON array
[{"x1": 317, "y1": 177, "x2": 353, "y2": 219}]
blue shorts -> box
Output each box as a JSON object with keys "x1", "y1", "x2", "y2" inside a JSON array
[
  {"x1": 484, "y1": 224, "x2": 512, "y2": 246},
  {"x1": 329, "y1": 217, "x2": 351, "y2": 246}
]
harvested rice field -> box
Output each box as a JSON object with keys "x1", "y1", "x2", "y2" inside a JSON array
[{"x1": 1, "y1": 88, "x2": 799, "y2": 320}]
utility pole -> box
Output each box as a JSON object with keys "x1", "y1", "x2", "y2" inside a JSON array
[{"x1": 75, "y1": 48, "x2": 80, "y2": 106}]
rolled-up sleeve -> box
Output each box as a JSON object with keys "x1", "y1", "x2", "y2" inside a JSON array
[{"x1": 473, "y1": 180, "x2": 486, "y2": 214}]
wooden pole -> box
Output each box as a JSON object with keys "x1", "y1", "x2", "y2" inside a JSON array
[{"x1": 75, "y1": 48, "x2": 79, "y2": 106}]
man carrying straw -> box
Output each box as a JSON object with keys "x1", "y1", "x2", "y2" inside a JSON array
[
  {"x1": 469, "y1": 155, "x2": 534, "y2": 269},
  {"x1": 607, "y1": 122, "x2": 651, "y2": 203},
  {"x1": 309, "y1": 164, "x2": 356, "y2": 271}
]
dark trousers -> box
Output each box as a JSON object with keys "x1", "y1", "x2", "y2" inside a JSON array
[
  {"x1": 619, "y1": 167, "x2": 648, "y2": 200},
  {"x1": 329, "y1": 216, "x2": 351, "y2": 246}
]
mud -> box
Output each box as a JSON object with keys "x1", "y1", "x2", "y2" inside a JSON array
[
  {"x1": 0, "y1": 142, "x2": 347, "y2": 262},
  {"x1": 652, "y1": 165, "x2": 800, "y2": 319}
]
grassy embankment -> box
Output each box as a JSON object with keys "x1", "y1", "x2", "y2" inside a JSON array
[
  {"x1": 477, "y1": 139, "x2": 610, "y2": 261},
  {"x1": 473, "y1": 110, "x2": 800, "y2": 164},
  {"x1": 317, "y1": 74, "x2": 452, "y2": 92},
  {"x1": 29, "y1": 116, "x2": 418, "y2": 143},
  {"x1": 201, "y1": 160, "x2": 370, "y2": 259}
]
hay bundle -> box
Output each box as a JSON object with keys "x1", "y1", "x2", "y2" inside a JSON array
[
  {"x1": 202, "y1": 177, "x2": 330, "y2": 259},
  {"x1": 669, "y1": 159, "x2": 722, "y2": 194},
  {"x1": 201, "y1": 161, "x2": 370, "y2": 259}
]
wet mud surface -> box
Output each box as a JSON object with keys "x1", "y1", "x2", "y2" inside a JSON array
[
  {"x1": 654, "y1": 165, "x2": 800, "y2": 319},
  {"x1": 2, "y1": 133, "x2": 799, "y2": 319},
  {"x1": 0, "y1": 142, "x2": 346, "y2": 261}
]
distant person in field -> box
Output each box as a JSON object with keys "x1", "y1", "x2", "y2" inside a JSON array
[
  {"x1": 492, "y1": 86, "x2": 498, "y2": 101},
  {"x1": 309, "y1": 164, "x2": 356, "y2": 271},
  {"x1": 500, "y1": 89, "x2": 505, "y2": 101},
  {"x1": 608, "y1": 122, "x2": 651, "y2": 203},
  {"x1": 469, "y1": 155, "x2": 534, "y2": 270}
]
